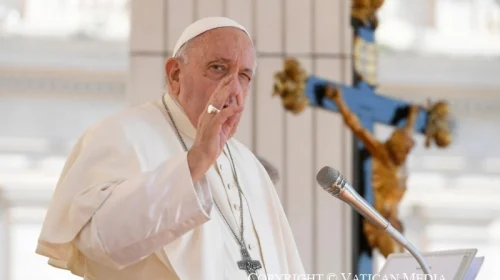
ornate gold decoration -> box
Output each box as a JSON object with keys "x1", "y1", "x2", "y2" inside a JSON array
[
  {"x1": 326, "y1": 86, "x2": 418, "y2": 258},
  {"x1": 351, "y1": 0, "x2": 385, "y2": 87},
  {"x1": 272, "y1": 58, "x2": 308, "y2": 114},
  {"x1": 353, "y1": 36, "x2": 378, "y2": 87},
  {"x1": 425, "y1": 100, "x2": 452, "y2": 148},
  {"x1": 351, "y1": 0, "x2": 385, "y2": 28}
]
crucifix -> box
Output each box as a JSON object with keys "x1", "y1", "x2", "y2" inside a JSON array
[
  {"x1": 272, "y1": 0, "x2": 451, "y2": 275},
  {"x1": 274, "y1": 54, "x2": 451, "y2": 277},
  {"x1": 237, "y1": 248, "x2": 262, "y2": 280}
]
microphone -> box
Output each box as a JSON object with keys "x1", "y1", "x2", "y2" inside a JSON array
[{"x1": 316, "y1": 166, "x2": 432, "y2": 277}]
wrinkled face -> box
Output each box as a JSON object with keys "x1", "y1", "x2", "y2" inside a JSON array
[{"x1": 165, "y1": 27, "x2": 256, "y2": 129}]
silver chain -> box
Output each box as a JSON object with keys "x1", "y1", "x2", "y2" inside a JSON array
[{"x1": 162, "y1": 95, "x2": 247, "y2": 249}]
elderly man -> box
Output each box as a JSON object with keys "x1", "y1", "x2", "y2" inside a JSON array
[{"x1": 36, "y1": 17, "x2": 305, "y2": 280}]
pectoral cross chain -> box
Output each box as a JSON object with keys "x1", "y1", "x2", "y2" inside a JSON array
[
  {"x1": 237, "y1": 248, "x2": 262, "y2": 279},
  {"x1": 162, "y1": 97, "x2": 264, "y2": 277}
]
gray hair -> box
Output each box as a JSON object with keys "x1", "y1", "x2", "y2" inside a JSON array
[{"x1": 174, "y1": 40, "x2": 191, "y2": 64}]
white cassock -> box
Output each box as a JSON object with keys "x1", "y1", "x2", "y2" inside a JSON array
[{"x1": 36, "y1": 92, "x2": 306, "y2": 279}]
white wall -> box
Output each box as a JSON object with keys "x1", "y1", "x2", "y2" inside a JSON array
[{"x1": 128, "y1": 0, "x2": 354, "y2": 274}]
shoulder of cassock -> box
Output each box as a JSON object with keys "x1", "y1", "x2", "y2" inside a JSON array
[{"x1": 35, "y1": 99, "x2": 272, "y2": 275}]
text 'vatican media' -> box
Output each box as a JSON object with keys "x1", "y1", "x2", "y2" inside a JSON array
[{"x1": 248, "y1": 273, "x2": 446, "y2": 280}]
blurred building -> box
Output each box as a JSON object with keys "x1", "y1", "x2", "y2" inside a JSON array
[
  {"x1": 0, "y1": 0, "x2": 499, "y2": 279},
  {"x1": 375, "y1": 0, "x2": 500, "y2": 277},
  {"x1": 0, "y1": 1, "x2": 128, "y2": 279}
]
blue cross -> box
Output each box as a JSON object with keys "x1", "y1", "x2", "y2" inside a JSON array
[
  {"x1": 304, "y1": 28, "x2": 429, "y2": 275},
  {"x1": 306, "y1": 76, "x2": 428, "y2": 200},
  {"x1": 306, "y1": 79, "x2": 429, "y2": 275}
]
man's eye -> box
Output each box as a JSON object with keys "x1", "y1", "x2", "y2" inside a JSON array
[
  {"x1": 210, "y1": 65, "x2": 226, "y2": 71},
  {"x1": 239, "y1": 73, "x2": 251, "y2": 81}
]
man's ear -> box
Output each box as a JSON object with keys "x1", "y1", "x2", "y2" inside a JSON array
[{"x1": 165, "y1": 58, "x2": 181, "y2": 96}]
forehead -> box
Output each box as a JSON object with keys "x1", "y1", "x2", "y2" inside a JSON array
[{"x1": 190, "y1": 27, "x2": 255, "y2": 63}]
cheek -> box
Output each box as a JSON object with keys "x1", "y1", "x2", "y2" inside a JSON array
[
  {"x1": 180, "y1": 72, "x2": 195, "y2": 93},
  {"x1": 193, "y1": 80, "x2": 218, "y2": 106}
]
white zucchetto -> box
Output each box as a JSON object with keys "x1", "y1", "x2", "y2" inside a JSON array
[{"x1": 172, "y1": 17, "x2": 252, "y2": 57}]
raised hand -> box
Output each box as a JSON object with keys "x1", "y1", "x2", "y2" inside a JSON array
[{"x1": 187, "y1": 73, "x2": 244, "y2": 183}]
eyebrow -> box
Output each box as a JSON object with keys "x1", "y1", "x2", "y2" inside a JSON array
[{"x1": 209, "y1": 58, "x2": 254, "y2": 76}]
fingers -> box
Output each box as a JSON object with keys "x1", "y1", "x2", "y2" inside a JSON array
[
  {"x1": 235, "y1": 90, "x2": 244, "y2": 107},
  {"x1": 199, "y1": 76, "x2": 233, "y2": 122},
  {"x1": 227, "y1": 111, "x2": 242, "y2": 137},
  {"x1": 229, "y1": 94, "x2": 244, "y2": 131},
  {"x1": 226, "y1": 113, "x2": 240, "y2": 129},
  {"x1": 198, "y1": 73, "x2": 243, "y2": 139},
  {"x1": 211, "y1": 103, "x2": 243, "y2": 127},
  {"x1": 198, "y1": 104, "x2": 242, "y2": 142},
  {"x1": 226, "y1": 106, "x2": 242, "y2": 128},
  {"x1": 209, "y1": 72, "x2": 238, "y2": 109}
]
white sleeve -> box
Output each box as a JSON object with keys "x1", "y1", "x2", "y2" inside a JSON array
[
  {"x1": 61, "y1": 123, "x2": 213, "y2": 269},
  {"x1": 71, "y1": 152, "x2": 214, "y2": 270}
]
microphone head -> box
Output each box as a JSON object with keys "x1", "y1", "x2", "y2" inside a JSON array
[{"x1": 316, "y1": 166, "x2": 344, "y2": 196}]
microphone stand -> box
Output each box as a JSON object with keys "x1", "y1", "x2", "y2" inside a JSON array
[
  {"x1": 386, "y1": 225, "x2": 432, "y2": 278},
  {"x1": 318, "y1": 168, "x2": 433, "y2": 279}
]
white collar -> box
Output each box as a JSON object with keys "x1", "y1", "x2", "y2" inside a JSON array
[{"x1": 159, "y1": 91, "x2": 198, "y2": 140}]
